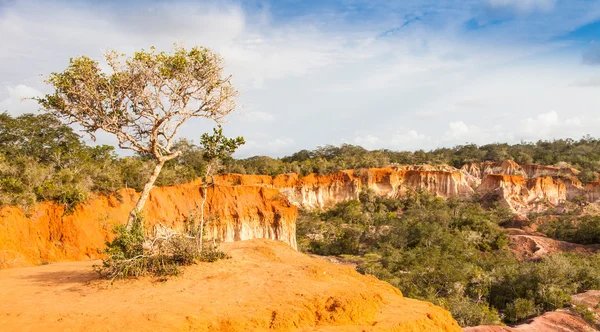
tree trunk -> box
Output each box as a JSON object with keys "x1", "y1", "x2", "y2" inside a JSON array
[
  {"x1": 127, "y1": 159, "x2": 165, "y2": 229},
  {"x1": 198, "y1": 162, "x2": 213, "y2": 251}
]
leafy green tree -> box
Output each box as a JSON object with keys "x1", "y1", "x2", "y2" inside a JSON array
[
  {"x1": 36, "y1": 45, "x2": 238, "y2": 227},
  {"x1": 198, "y1": 125, "x2": 244, "y2": 249},
  {"x1": 0, "y1": 112, "x2": 84, "y2": 163}
]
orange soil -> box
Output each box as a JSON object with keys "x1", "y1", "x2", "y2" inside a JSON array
[
  {"x1": 0, "y1": 239, "x2": 461, "y2": 332},
  {"x1": 463, "y1": 310, "x2": 597, "y2": 332},
  {"x1": 0, "y1": 183, "x2": 297, "y2": 268}
]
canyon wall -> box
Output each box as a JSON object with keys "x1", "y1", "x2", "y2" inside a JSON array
[
  {"x1": 0, "y1": 181, "x2": 297, "y2": 268},
  {"x1": 215, "y1": 167, "x2": 475, "y2": 210},
  {"x1": 217, "y1": 162, "x2": 596, "y2": 214},
  {"x1": 2, "y1": 160, "x2": 597, "y2": 267}
]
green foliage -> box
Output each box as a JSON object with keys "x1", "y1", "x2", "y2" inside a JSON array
[
  {"x1": 224, "y1": 139, "x2": 600, "y2": 184},
  {"x1": 0, "y1": 113, "x2": 122, "y2": 210},
  {"x1": 573, "y1": 303, "x2": 597, "y2": 326},
  {"x1": 297, "y1": 192, "x2": 600, "y2": 327},
  {"x1": 540, "y1": 215, "x2": 600, "y2": 244},
  {"x1": 200, "y1": 125, "x2": 245, "y2": 165},
  {"x1": 96, "y1": 215, "x2": 229, "y2": 280},
  {"x1": 504, "y1": 298, "x2": 538, "y2": 323}
]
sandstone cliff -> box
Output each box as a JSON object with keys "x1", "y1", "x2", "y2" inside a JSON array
[
  {"x1": 216, "y1": 167, "x2": 475, "y2": 210},
  {"x1": 0, "y1": 182, "x2": 297, "y2": 268},
  {"x1": 2, "y1": 161, "x2": 597, "y2": 267},
  {"x1": 216, "y1": 162, "x2": 593, "y2": 215},
  {"x1": 0, "y1": 239, "x2": 462, "y2": 331}
]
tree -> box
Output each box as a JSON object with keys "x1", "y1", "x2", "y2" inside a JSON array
[
  {"x1": 36, "y1": 45, "x2": 238, "y2": 227},
  {"x1": 0, "y1": 112, "x2": 84, "y2": 164},
  {"x1": 198, "y1": 125, "x2": 244, "y2": 249}
]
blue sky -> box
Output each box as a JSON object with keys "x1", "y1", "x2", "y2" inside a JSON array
[{"x1": 1, "y1": 0, "x2": 599, "y2": 157}]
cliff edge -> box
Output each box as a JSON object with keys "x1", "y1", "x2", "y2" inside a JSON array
[{"x1": 0, "y1": 182, "x2": 297, "y2": 268}]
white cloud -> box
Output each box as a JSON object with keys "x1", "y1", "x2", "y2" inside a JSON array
[
  {"x1": 570, "y1": 76, "x2": 600, "y2": 87},
  {"x1": 354, "y1": 134, "x2": 380, "y2": 146},
  {"x1": 390, "y1": 130, "x2": 429, "y2": 149},
  {"x1": 446, "y1": 121, "x2": 472, "y2": 138},
  {"x1": 1, "y1": 1, "x2": 599, "y2": 157},
  {"x1": 520, "y1": 110, "x2": 560, "y2": 136},
  {"x1": 0, "y1": 85, "x2": 42, "y2": 115},
  {"x1": 268, "y1": 138, "x2": 295, "y2": 148},
  {"x1": 486, "y1": 0, "x2": 557, "y2": 14},
  {"x1": 240, "y1": 111, "x2": 274, "y2": 122}
]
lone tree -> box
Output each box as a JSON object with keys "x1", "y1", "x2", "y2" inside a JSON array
[
  {"x1": 197, "y1": 125, "x2": 244, "y2": 249},
  {"x1": 37, "y1": 45, "x2": 237, "y2": 227}
]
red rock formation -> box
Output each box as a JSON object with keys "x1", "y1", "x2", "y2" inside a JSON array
[
  {"x1": 463, "y1": 310, "x2": 596, "y2": 332},
  {"x1": 0, "y1": 182, "x2": 297, "y2": 268},
  {"x1": 462, "y1": 161, "x2": 526, "y2": 180},
  {"x1": 217, "y1": 168, "x2": 474, "y2": 210},
  {"x1": 2, "y1": 161, "x2": 597, "y2": 267},
  {"x1": 522, "y1": 164, "x2": 580, "y2": 179},
  {"x1": 507, "y1": 228, "x2": 600, "y2": 261}
]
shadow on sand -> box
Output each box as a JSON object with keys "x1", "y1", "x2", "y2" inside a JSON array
[{"x1": 24, "y1": 269, "x2": 100, "y2": 285}]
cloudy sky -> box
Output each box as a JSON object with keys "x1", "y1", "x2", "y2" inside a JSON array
[{"x1": 1, "y1": 0, "x2": 599, "y2": 157}]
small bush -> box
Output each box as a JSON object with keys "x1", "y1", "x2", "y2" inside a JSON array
[
  {"x1": 95, "y1": 216, "x2": 229, "y2": 280},
  {"x1": 572, "y1": 303, "x2": 597, "y2": 326},
  {"x1": 504, "y1": 298, "x2": 538, "y2": 323}
]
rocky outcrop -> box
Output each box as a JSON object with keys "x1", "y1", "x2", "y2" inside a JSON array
[
  {"x1": 2, "y1": 161, "x2": 597, "y2": 267},
  {"x1": 216, "y1": 163, "x2": 590, "y2": 215},
  {"x1": 216, "y1": 168, "x2": 475, "y2": 210},
  {"x1": 463, "y1": 310, "x2": 597, "y2": 332},
  {"x1": 507, "y1": 228, "x2": 600, "y2": 261},
  {"x1": 466, "y1": 291, "x2": 600, "y2": 332},
  {"x1": 0, "y1": 239, "x2": 463, "y2": 331},
  {"x1": 0, "y1": 181, "x2": 297, "y2": 268}
]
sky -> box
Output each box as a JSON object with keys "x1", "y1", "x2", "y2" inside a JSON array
[{"x1": 1, "y1": 0, "x2": 599, "y2": 158}]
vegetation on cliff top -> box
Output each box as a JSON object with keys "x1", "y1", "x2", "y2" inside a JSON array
[
  {"x1": 2, "y1": 111, "x2": 600, "y2": 211},
  {"x1": 296, "y1": 191, "x2": 600, "y2": 327}
]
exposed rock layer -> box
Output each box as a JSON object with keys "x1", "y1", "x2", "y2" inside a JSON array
[
  {"x1": 0, "y1": 181, "x2": 297, "y2": 267},
  {"x1": 463, "y1": 310, "x2": 597, "y2": 332},
  {"x1": 1, "y1": 161, "x2": 597, "y2": 267},
  {"x1": 0, "y1": 239, "x2": 462, "y2": 331},
  {"x1": 465, "y1": 290, "x2": 600, "y2": 332},
  {"x1": 217, "y1": 162, "x2": 598, "y2": 215}
]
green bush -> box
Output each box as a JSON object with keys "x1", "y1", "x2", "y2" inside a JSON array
[
  {"x1": 296, "y1": 191, "x2": 600, "y2": 327},
  {"x1": 96, "y1": 216, "x2": 229, "y2": 280},
  {"x1": 504, "y1": 298, "x2": 538, "y2": 323}
]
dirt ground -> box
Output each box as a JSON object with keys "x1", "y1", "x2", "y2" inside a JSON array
[{"x1": 0, "y1": 239, "x2": 460, "y2": 332}]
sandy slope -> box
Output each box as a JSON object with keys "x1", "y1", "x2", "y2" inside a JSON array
[
  {"x1": 506, "y1": 228, "x2": 600, "y2": 260},
  {"x1": 463, "y1": 310, "x2": 597, "y2": 332},
  {"x1": 0, "y1": 239, "x2": 460, "y2": 332}
]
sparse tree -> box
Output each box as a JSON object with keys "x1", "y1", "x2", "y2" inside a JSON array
[
  {"x1": 198, "y1": 125, "x2": 244, "y2": 249},
  {"x1": 36, "y1": 45, "x2": 237, "y2": 227}
]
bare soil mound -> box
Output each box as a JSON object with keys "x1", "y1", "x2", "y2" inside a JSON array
[
  {"x1": 0, "y1": 239, "x2": 460, "y2": 331},
  {"x1": 463, "y1": 310, "x2": 597, "y2": 332},
  {"x1": 506, "y1": 228, "x2": 600, "y2": 260}
]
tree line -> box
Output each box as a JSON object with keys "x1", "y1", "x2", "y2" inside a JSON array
[{"x1": 2, "y1": 112, "x2": 600, "y2": 210}]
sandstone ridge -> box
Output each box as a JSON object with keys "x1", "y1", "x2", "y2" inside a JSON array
[{"x1": 216, "y1": 161, "x2": 600, "y2": 215}]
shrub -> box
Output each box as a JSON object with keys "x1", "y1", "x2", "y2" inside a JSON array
[
  {"x1": 504, "y1": 298, "x2": 538, "y2": 323},
  {"x1": 95, "y1": 215, "x2": 229, "y2": 281}
]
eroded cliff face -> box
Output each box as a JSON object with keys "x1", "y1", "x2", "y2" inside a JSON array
[
  {"x1": 216, "y1": 167, "x2": 474, "y2": 210},
  {"x1": 0, "y1": 182, "x2": 297, "y2": 268},
  {"x1": 1, "y1": 161, "x2": 597, "y2": 267},
  {"x1": 217, "y1": 161, "x2": 596, "y2": 215},
  {"x1": 461, "y1": 161, "x2": 599, "y2": 214}
]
